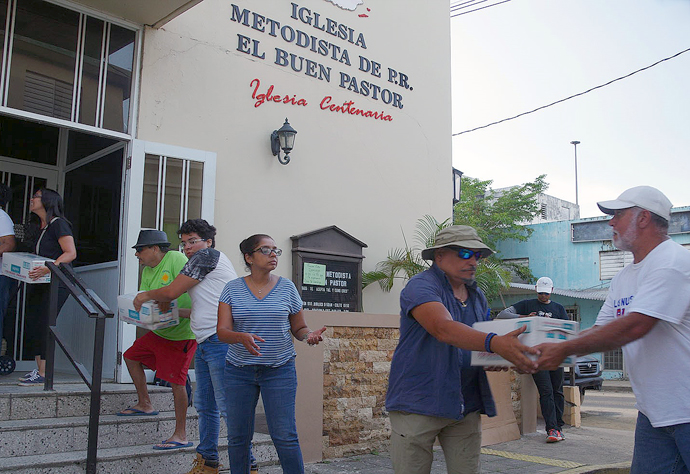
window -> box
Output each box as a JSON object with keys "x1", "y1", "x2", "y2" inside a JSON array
[
  {"x1": 23, "y1": 70, "x2": 72, "y2": 119},
  {"x1": 604, "y1": 348, "x2": 623, "y2": 371},
  {"x1": 141, "y1": 155, "x2": 204, "y2": 249},
  {"x1": 1, "y1": 0, "x2": 136, "y2": 133},
  {"x1": 599, "y1": 250, "x2": 633, "y2": 280},
  {"x1": 565, "y1": 305, "x2": 579, "y2": 323}
]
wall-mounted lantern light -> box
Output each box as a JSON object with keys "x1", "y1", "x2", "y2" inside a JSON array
[
  {"x1": 452, "y1": 167, "x2": 463, "y2": 204},
  {"x1": 271, "y1": 118, "x2": 297, "y2": 165}
]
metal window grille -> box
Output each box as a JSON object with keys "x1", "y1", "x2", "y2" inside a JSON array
[{"x1": 604, "y1": 348, "x2": 623, "y2": 371}]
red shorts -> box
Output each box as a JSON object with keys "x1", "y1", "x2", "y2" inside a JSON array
[{"x1": 123, "y1": 332, "x2": 197, "y2": 386}]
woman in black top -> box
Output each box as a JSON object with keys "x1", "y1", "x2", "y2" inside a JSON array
[{"x1": 18, "y1": 188, "x2": 76, "y2": 386}]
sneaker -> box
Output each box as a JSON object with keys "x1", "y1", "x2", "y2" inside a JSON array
[
  {"x1": 546, "y1": 428, "x2": 563, "y2": 443},
  {"x1": 18, "y1": 372, "x2": 45, "y2": 386},
  {"x1": 558, "y1": 429, "x2": 565, "y2": 440},
  {"x1": 18, "y1": 368, "x2": 38, "y2": 382},
  {"x1": 250, "y1": 464, "x2": 259, "y2": 474}
]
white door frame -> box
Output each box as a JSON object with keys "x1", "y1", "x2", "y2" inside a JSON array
[{"x1": 117, "y1": 139, "x2": 216, "y2": 382}]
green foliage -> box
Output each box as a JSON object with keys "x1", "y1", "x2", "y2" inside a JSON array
[
  {"x1": 453, "y1": 175, "x2": 548, "y2": 250},
  {"x1": 362, "y1": 216, "x2": 450, "y2": 292},
  {"x1": 363, "y1": 176, "x2": 548, "y2": 303},
  {"x1": 362, "y1": 215, "x2": 513, "y2": 301}
]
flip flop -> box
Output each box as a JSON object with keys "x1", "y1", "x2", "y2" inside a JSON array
[
  {"x1": 153, "y1": 440, "x2": 193, "y2": 450},
  {"x1": 116, "y1": 407, "x2": 159, "y2": 416}
]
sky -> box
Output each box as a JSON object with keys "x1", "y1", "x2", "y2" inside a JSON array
[{"x1": 450, "y1": 0, "x2": 690, "y2": 218}]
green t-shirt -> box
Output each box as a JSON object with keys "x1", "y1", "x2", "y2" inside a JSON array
[{"x1": 140, "y1": 250, "x2": 194, "y2": 341}]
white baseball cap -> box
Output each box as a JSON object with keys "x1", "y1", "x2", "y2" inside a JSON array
[
  {"x1": 535, "y1": 276, "x2": 553, "y2": 293},
  {"x1": 597, "y1": 186, "x2": 672, "y2": 222}
]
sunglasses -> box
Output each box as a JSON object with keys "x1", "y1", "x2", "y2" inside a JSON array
[
  {"x1": 252, "y1": 246, "x2": 282, "y2": 256},
  {"x1": 454, "y1": 248, "x2": 483, "y2": 260}
]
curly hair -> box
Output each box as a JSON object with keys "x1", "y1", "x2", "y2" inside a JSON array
[{"x1": 178, "y1": 219, "x2": 217, "y2": 248}]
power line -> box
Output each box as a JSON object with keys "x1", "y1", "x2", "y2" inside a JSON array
[
  {"x1": 451, "y1": 0, "x2": 512, "y2": 17},
  {"x1": 450, "y1": 0, "x2": 491, "y2": 12},
  {"x1": 453, "y1": 46, "x2": 690, "y2": 136}
]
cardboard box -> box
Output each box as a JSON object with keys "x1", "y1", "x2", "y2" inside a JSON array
[
  {"x1": 1, "y1": 252, "x2": 54, "y2": 284},
  {"x1": 117, "y1": 293, "x2": 180, "y2": 330},
  {"x1": 471, "y1": 317, "x2": 578, "y2": 367}
]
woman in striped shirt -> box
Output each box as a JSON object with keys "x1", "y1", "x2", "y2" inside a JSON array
[{"x1": 217, "y1": 234, "x2": 326, "y2": 474}]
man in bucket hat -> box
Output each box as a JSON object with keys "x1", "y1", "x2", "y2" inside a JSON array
[
  {"x1": 117, "y1": 229, "x2": 197, "y2": 451},
  {"x1": 386, "y1": 225, "x2": 539, "y2": 474},
  {"x1": 537, "y1": 186, "x2": 690, "y2": 473}
]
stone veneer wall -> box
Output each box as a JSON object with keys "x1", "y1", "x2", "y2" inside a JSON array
[
  {"x1": 509, "y1": 369, "x2": 523, "y2": 428},
  {"x1": 321, "y1": 326, "x2": 399, "y2": 459}
]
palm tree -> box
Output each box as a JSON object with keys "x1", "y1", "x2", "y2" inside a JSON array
[{"x1": 363, "y1": 215, "x2": 512, "y2": 302}]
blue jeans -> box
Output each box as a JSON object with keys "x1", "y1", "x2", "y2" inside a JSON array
[
  {"x1": 224, "y1": 358, "x2": 304, "y2": 474},
  {"x1": 194, "y1": 334, "x2": 228, "y2": 462},
  {"x1": 631, "y1": 411, "x2": 690, "y2": 474},
  {"x1": 532, "y1": 368, "x2": 564, "y2": 432}
]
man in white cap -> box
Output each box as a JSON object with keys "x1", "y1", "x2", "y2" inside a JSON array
[
  {"x1": 497, "y1": 276, "x2": 568, "y2": 443},
  {"x1": 386, "y1": 225, "x2": 539, "y2": 474},
  {"x1": 537, "y1": 186, "x2": 690, "y2": 473}
]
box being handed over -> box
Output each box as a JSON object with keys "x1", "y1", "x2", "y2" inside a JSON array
[
  {"x1": 117, "y1": 293, "x2": 180, "y2": 330},
  {"x1": 1, "y1": 252, "x2": 54, "y2": 284},
  {"x1": 471, "y1": 317, "x2": 579, "y2": 367}
]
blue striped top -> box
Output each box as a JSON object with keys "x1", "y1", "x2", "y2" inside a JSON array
[{"x1": 220, "y1": 276, "x2": 303, "y2": 367}]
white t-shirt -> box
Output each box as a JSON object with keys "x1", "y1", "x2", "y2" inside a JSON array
[
  {"x1": 0, "y1": 209, "x2": 15, "y2": 267},
  {"x1": 595, "y1": 239, "x2": 690, "y2": 427},
  {"x1": 179, "y1": 248, "x2": 238, "y2": 343}
]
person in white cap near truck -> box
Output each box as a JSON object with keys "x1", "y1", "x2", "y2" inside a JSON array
[
  {"x1": 537, "y1": 186, "x2": 690, "y2": 474},
  {"x1": 497, "y1": 276, "x2": 569, "y2": 443}
]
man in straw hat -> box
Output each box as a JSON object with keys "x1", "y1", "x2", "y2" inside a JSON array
[
  {"x1": 537, "y1": 186, "x2": 690, "y2": 473},
  {"x1": 386, "y1": 225, "x2": 539, "y2": 474}
]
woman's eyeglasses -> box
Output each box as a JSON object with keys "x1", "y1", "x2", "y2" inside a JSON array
[
  {"x1": 252, "y1": 247, "x2": 282, "y2": 256},
  {"x1": 456, "y1": 248, "x2": 483, "y2": 260}
]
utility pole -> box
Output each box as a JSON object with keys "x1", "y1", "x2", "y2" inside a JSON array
[{"x1": 570, "y1": 141, "x2": 580, "y2": 206}]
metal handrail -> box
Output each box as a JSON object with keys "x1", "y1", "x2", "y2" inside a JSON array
[{"x1": 44, "y1": 262, "x2": 114, "y2": 474}]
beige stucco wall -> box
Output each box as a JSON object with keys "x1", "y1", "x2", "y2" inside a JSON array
[{"x1": 135, "y1": 0, "x2": 452, "y2": 314}]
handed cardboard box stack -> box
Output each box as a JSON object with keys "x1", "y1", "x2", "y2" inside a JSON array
[
  {"x1": 1, "y1": 252, "x2": 54, "y2": 284},
  {"x1": 471, "y1": 317, "x2": 579, "y2": 367},
  {"x1": 117, "y1": 293, "x2": 180, "y2": 330}
]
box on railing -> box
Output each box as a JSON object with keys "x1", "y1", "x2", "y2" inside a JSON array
[
  {"x1": 1, "y1": 252, "x2": 54, "y2": 283},
  {"x1": 117, "y1": 293, "x2": 180, "y2": 330},
  {"x1": 471, "y1": 317, "x2": 579, "y2": 367}
]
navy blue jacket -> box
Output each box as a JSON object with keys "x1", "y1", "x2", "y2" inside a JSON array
[{"x1": 385, "y1": 264, "x2": 497, "y2": 420}]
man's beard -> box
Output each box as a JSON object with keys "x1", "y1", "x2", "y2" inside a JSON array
[
  {"x1": 461, "y1": 277, "x2": 476, "y2": 286},
  {"x1": 612, "y1": 209, "x2": 641, "y2": 251}
]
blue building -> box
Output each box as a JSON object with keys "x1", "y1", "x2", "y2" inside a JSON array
[{"x1": 492, "y1": 206, "x2": 690, "y2": 379}]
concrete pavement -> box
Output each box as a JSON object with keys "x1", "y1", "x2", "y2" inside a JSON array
[
  {"x1": 256, "y1": 420, "x2": 634, "y2": 474},
  {"x1": 257, "y1": 381, "x2": 636, "y2": 474}
]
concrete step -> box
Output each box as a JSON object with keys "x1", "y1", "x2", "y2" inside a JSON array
[
  {"x1": 0, "y1": 432, "x2": 278, "y2": 474},
  {"x1": 0, "y1": 409, "x2": 207, "y2": 457},
  {"x1": 0, "y1": 383, "x2": 176, "y2": 420}
]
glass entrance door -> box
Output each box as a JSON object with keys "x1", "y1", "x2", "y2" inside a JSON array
[
  {"x1": 0, "y1": 160, "x2": 57, "y2": 373},
  {"x1": 118, "y1": 139, "x2": 216, "y2": 382}
]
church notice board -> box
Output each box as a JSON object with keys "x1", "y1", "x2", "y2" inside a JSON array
[
  {"x1": 301, "y1": 258, "x2": 359, "y2": 312},
  {"x1": 291, "y1": 225, "x2": 366, "y2": 313}
]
